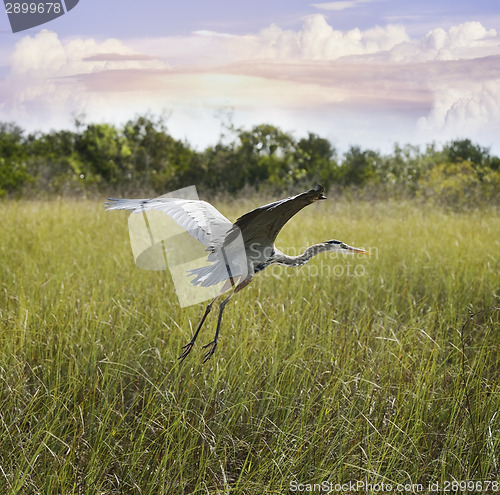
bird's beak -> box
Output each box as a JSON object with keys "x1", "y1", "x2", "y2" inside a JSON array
[
  {"x1": 319, "y1": 194, "x2": 327, "y2": 200},
  {"x1": 345, "y1": 245, "x2": 371, "y2": 255}
]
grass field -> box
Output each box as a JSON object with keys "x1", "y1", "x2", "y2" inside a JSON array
[{"x1": 0, "y1": 197, "x2": 499, "y2": 494}]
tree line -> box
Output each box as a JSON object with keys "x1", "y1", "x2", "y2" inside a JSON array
[{"x1": 1, "y1": 115, "x2": 499, "y2": 206}]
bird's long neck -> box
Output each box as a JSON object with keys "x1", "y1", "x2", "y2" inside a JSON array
[{"x1": 271, "y1": 244, "x2": 331, "y2": 267}]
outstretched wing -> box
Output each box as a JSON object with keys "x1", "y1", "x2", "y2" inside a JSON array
[
  {"x1": 232, "y1": 185, "x2": 326, "y2": 246},
  {"x1": 105, "y1": 197, "x2": 232, "y2": 248}
]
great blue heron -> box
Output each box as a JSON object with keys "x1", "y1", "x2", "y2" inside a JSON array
[{"x1": 106, "y1": 185, "x2": 370, "y2": 362}]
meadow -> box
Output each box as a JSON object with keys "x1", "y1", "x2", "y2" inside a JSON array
[{"x1": 0, "y1": 196, "x2": 499, "y2": 494}]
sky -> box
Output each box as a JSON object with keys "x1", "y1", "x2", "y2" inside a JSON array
[{"x1": 1, "y1": 0, "x2": 500, "y2": 154}]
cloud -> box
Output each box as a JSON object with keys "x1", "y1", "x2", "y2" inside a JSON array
[
  {"x1": 418, "y1": 73, "x2": 500, "y2": 139},
  {"x1": 8, "y1": 30, "x2": 164, "y2": 76},
  {"x1": 83, "y1": 53, "x2": 159, "y2": 62},
  {"x1": 416, "y1": 21, "x2": 498, "y2": 61},
  {"x1": 230, "y1": 15, "x2": 411, "y2": 60},
  {"x1": 0, "y1": 29, "x2": 167, "y2": 128},
  {"x1": 1, "y1": 18, "x2": 500, "y2": 151},
  {"x1": 237, "y1": 16, "x2": 498, "y2": 63},
  {"x1": 310, "y1": 0, "x2": 375, "y2": 12},
  {"x1": 214, "y1": 16, "x2": 500, "y2": 145},
  {"x1": 297, "y1": 16, "x2": 409, "y2": 59}
]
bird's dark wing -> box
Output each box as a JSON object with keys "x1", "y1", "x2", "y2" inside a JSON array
[{"x1": 232, "y1": 185, "x2": 326, "y2": 246}]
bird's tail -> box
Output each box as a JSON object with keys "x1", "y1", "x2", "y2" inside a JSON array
[
  {"x1": 188, "y1": 260, "x2": 243, "y2": 288},
  {"x1": 105, "y1": 198, "x2": 151, "y2": 211}
]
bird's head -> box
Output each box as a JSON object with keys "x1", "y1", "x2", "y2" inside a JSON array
[
  {"x1": 310, "y1": 184, "x2": 327, "y2": 201},
  {"x1": 325, "y1": 239, "x2": 371, "y2": 255}
]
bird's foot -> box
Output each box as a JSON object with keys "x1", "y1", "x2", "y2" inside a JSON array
[
  {"x1": 202, "y1": 340, "x2": 218, "y2": 363},
  {"x1": 178, "y1": 342, "x2": 194, "y2": 362}
]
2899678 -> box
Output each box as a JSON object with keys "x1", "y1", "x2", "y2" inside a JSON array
[
  {"x1": 5, "y1": 2, "x2": 62, "y2": 14},
  {"x1": 442, "y1": 480, "x2": 500, "y2": 492}
]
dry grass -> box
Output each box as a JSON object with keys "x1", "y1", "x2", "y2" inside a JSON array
[{"x1": 0, "y1": 197, "x2": 499, "y2": 493}]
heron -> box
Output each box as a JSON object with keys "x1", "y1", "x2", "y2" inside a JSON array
[{"x1": 106, "y1": 185, "x2": 370, "y2": 362}]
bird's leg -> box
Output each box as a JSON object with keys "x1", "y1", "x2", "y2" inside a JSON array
[
  {"x1": 178, "y1": 295, "x2": 219, "y2": 362},
  {"x1": 202, "y1": 277, "x2": 253, "y2": 363},
  {"x1": 201, "y1": 293, "x2": 233, "y2": 363}
]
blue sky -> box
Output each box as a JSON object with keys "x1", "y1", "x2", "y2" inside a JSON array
[{"x1": 1, "y1": 0, "x2": 500, "y2": 154}]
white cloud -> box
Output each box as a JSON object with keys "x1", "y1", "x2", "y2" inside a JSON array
[
  {"x1": 418, "y1": 79, "x2": 500, "y2": 139},
  {"x1": 9, "y1": 30, "x2": 164, "y2": 77},
  {"x1": 417, "y1": 21, "x2": 498, "y2": 61},
  {"x1": 240, "y1": 16, "x2": 497, "y2": 63},
  {"x1": 231, "y1": 15, "x2": 410, "y2": 61},
  {"x1": 0, "y1": 29, "x2": 167, "y2": 129},
  {"x1": 310, "y1": 0, "x2": 374, "y2": 12}
]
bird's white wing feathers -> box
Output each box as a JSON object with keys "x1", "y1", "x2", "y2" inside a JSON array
[{"x1": 106, "y1": 197, "x2": 232, "y2": 248}]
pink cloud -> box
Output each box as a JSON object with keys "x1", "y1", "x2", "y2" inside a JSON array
[
  {"x1": 83, "y1": 53, "x2": 159, "y2": 62},
  {"x1": 1, "y1": 17, "x2": 500, "y2": 150}
]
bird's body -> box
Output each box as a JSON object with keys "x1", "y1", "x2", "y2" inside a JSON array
[{"x1": 106, "y1": 185, "x2": 370, "y2": 362}]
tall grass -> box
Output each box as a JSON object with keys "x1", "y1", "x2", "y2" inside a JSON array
[{"x1": 0, "y1": 198, "x2": 499, "y2": 493}]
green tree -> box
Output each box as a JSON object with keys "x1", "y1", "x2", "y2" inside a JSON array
[
  {"x1": 122, "y1": 115, "x2": 205, "y2": 191},
  {"x1": 0, "y1": 122, "x2": 31, "y2": 196},
  {"x1": 236, "y1": 124, "x2": 298, "y2": 189},
  {"x1": 418, "y1": 159, "x2": 498, "y2": 207},
  {"x1": 26, "y1": 129, "x2": 84, "y2": 193},
  {"x1": 338, "y1": 146, "x2": 380, "y2": 186},
  {"x1": 443, "y1": 139, "x2": 497, "y2": 182},
  {"x1": 203, "y1": 142, "x2": 244, "y2": 193},
  {"x1": 444, "y1": 139, "x2": 488, "y2": 165},
  {"x1": 76, "y1": 123, "x2": 131, "y2": 184},
  {"x1": 295, "y1": 133, "x2": 338, "y2": 188},
  {"x1": 375, "y1": 144, "x2": 437, "y2": 195},
  {"x1": 123, "y1": 115, "x2": 173, "y2": 187}
]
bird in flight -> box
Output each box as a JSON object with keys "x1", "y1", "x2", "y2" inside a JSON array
[{"x1": 106, "y1": 185, "x2": 370, "y2": 362}]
